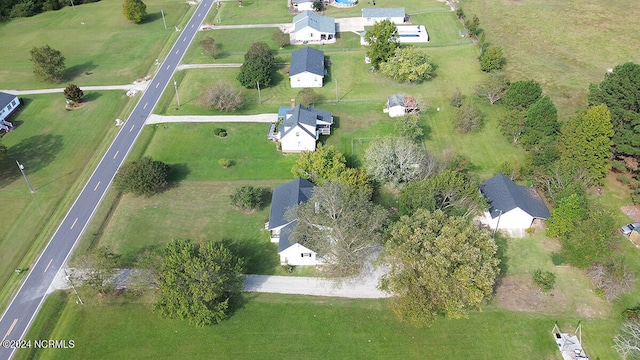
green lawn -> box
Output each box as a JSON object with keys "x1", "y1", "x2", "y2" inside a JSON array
[
  {"x1": 16, "y1": 291, "x2": 619, "y2": 360},
  {"x1": 0, "y1": 91, "x2": 132, "y2": 308},
  {"x1": 0, "y1": 0, "x2": 192, "y2": 89}
]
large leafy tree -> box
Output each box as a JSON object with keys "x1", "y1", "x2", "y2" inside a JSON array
[
  {"x1": 500, "y1": 109, "x2": 526, "y2": 144},
  {"x1": 380, "y1": 209, "x2": 500, "y2": 325},
  {"x1": 30, "y1": 45, "x2": 65, "y2": 82},
  {"x1": 378, "y1": 46, "x2": 436, "y2": 83},
  {"x1": 474, "y1": 72, "x2": 509, "y2": 105},
  {"x1": 561, "y1": 205, "x2": 614, "y2": 268},
  {"x1": 74, "y1": 247, "x2": 120, "y2": 296},
  {"x1": 290, "y1": 181, "x2": 388, "y2": 277},
  {"x1": 588, "y1": 62, "x2": 640, "y2": 157},
  {"x1": 199, "y1": 36, "x2": 220, "y2": 59},
  {"x1": 504, "y1": 80, "x2": 542, "y2": 110},
  {"x1": 454, "y1": 101, "x2": 484, "y2": 133},
  {"x1": 292, "y1": 145, "x2": 347, "y2": 185},
  {"x1": 399, "y1": 170, "x2": 487, "y2": 217},
  {"x1": 365, "y1": 137, "x2": 435, "y2": 186},
  {"x1": 237, "y1": 42, "x2": 274, "y2": 88},
  {"x1": 198, "y1": 81, "x2": 243, "y2": 111},
  {"x1": 230, "y1": 185, "x2": 266, "y2": 211},
  {"x1": 478, "y1": 46, "x2": 506, "y2": 72},
  {"x1": 123, "y1": 0, "x2": 146, "y2": 23},
  {"x1": 155, "y1": 239, "x2": 244, "y2": 326},
  {"x1": 546, "y1": 193, "x2": 588, "y2": 239},
  {"x1": 559, "y1": 104, "x2": 614, "y2": 182},
  {"x1": 521, "y1": 95, "x2": 560, "y2": 151},
  {"x1": 113, "y1": 156, "x2": 170, "y2": 196},
  {"x1": 364, "y1": 20, "x2": 398, "y2": 69}
]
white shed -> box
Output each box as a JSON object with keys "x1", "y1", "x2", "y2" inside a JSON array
[{"x1": 362, "y1": 7, "x2": 406, "y2": 26}]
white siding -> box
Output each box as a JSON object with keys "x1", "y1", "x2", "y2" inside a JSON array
[
  {"x1": 482, "y1": 207, "x2": 534, "y2": 231},
  {"x1": 387, "y1": 105, "x2": 406, "y2": 118},
  {"x1": 290, "y1": 72, "x2": 323, "y2": 88},
  {"x1": 294, "y1": 26, "x2": 334, "y2": 42},
  {"x1": 293, "y1": 2, "x2": 314, "y2": 11},
  {"x1": 362, "y1": 16, "x2": 405, "y2": 26},
  {"x1": 281, "y1": 129, "x2": 317, "y2": 152},
  {"x1": 279, "y1": 243, "x2": 321, "y2": 266}
]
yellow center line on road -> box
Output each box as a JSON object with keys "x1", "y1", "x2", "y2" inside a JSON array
[
  {"x1": 44, "y1": 259, "x2": 53, "y2": 273},
  {"x1": 2, "y1": 319, "x2": 18, "y2": 343}
]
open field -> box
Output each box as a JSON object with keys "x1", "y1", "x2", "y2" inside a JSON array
[
  {"x1": 0, "y1": 91, "x2": 132, "y2": 307},
  {"x1": 460, "y1": 0, "x2": 640, "y2": 119},
  {"x1": 0, "y1": 0, "x2": 192, "y2": 89}
]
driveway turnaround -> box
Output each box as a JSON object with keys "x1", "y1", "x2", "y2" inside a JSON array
[{"x1": 0, "y1": 1, "x2": 214, "y2": 358}]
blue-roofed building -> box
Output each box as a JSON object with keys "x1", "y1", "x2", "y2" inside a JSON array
[
  {"x1": 362, "y1": 7, "x2": 406, "y2": 26},
  {"x1": 480, "y1": 174, "x2": 550, "y2": 236},
  {"x1": 269, "y1": 102, "x2": 333, "y2": 152},
  {"x1": 292, "y1": 11, "x2": 335, "y2": 44},
  {"x1": 289, "y1": 47, "x2": 326, "y2": 88},
  {"x1": 266, "y1": 178, "x2": 321, "y2": 265}
]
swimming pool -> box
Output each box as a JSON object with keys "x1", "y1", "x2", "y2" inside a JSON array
[{"x1": 333, "y1": 0, "x2": 357, "y2": 8}]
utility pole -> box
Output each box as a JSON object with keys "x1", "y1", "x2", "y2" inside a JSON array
[
  {"x1": 16, "y1": 160, "x2": 34, "y2": 193},
  {"x1": 173, "y1": 79, "x2": 181, "y2": 108},
  {"x1": 64, "y1": 269, "x2": 84, "y2": 305},
  {"x1": 161, "y1": 9, "x2": 167, "y2": 29},
  {"x1": 70, "y1": 0, "x2": 75, "y2": 10},
  {"x1": 257, "y1": 81, "x2": 261, "y2": 104},
  {"x1": 493, "y1": 209, "x2": 503, "y2": 238}
]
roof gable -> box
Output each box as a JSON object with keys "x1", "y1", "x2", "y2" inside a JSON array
[
  {"x1": 281, "y1": 104, "x2": 333, "y2": 138},
  {"x1": 294, "y1": 11, "x2": 335, "y2": 33},
  {"x1": 480, "y1": 174, "x2": 550, "y2": 219},
  {"x1": 268, "y1": 177, "x2": 315, "y2": 229},
  {"x1": 362, "y1": 7, "x2": 405, "y2": 19},
  {"x1": 290, "y1": 47, "x2": 325, "y2": 77},
  {"x1": 388, "y1": 94, "x2": 405, "y2": 108},
  {"x1": 0, "y1": 92, "x2": 17, "y2": 108}
]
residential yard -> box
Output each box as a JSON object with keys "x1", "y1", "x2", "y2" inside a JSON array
[
  {"x1": 0, "y1": 0, "x2": 192, "y2": 89},
  {"x1": 0, "y1": 92, "x2": 132, "y2": 309}
]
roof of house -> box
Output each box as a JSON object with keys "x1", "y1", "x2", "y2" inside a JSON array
[
  {"x1": 293, "y1": 11, "x2": 335, "y2": 33},
  {"x1": 362, "y1": 7, "x2": 405, "y2": 19},
  {"x1": 480, "y1": 174, "x2": 550, "y2": 220},
  {"x1": 388, "y1": 94, "x2": 405, "y2": 108},
  {"x1": 268, "y1": 177, "x2": 315, "y2": 229},
  {"x1": 0, "y1": 92, "x2": 17, "y2": 108},
  {"x1": 289, "y1": 47, "x2": 325, "y2": 77},
  {"x1": 280, "y1": 104, "x2": 333, "y2": 138}
]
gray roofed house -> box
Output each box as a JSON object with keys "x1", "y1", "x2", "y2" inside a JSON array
[
  {"x1": 385, "y1": 94, "x2": 408, "y2": 117},
  {"x1": 362, "y1": 7, "x2": 406, "y2": 25},
  {"x1": 266, "y1": 178, "x2": 321, "y2": 265},
  {"x1": 480, "y1": 174, "x2": 550, "y2": 235},
  {"x1": 0, "y1": 92, "x2": 19, "y2": 124},
  {"x1": 290, "y1": 47, "x2": 325, "y2": 77},
  {"x1": 292, "y1": 11, "x2": 336, "y2": 44},
  {"x1": 271, "y1": 103, "x2": 334, "y2": 152}
]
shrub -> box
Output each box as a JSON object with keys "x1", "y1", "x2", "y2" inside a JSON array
[
  {"x1": 230, "y1": 185, "x2": 266, "y2": 211},
  {"x1": 454, "y1": 101, "x2": 484, "y2": 132},
  {"x1": 218, "y1": 158, "x2": 232, "y2": 168},
  {"x1": 450, "y1": 89, "x2": 465, "y2": 108},
  {"x1": 551, "y1": 252, "x2": 565, "y2": 266},
  {"x1": 199, "y1": 82, "x2": 243, "y2": 112},
  {"x1": 213, "y1": 128, "x2": 227, "y2": 137},
  {"x1": 113, "y1": 157, "x2": 170, "y2": 196},
  {"x1": 532, "y1": 269, "x2": 556, "y2": 291}
]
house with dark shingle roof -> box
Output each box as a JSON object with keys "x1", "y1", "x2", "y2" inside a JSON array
[
  {"x1": 362, "y1": 7, "x2": 406, "y2": 26},
  {"x1": 289, "y1": 47, "x2": 326, "y2": 88},
  {"x1": 0, "y1": 92, "x2": 19, "y2": 124},
  {"x1": 292, "y1": 11, "x2": 335, "y2": 44},
  {"x1": 270, "y1": 102, "x2": 333, "y2": 153},
  {"x1": 266, "y1": 177, "x2": 321, "y2": 265},
  {"x1": 480, "y1": 174, "x2": 550, "y2": 236}
]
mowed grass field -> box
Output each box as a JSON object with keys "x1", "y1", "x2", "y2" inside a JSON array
[
  {"x1": 459, "y1": 0, "x2": 640, "y2": 118},
  {"x1": 0, "y1": 0, "x2": 192, "y2": 89},
  {"x1": 0, "y1": 91, "x2": 132, "y2": 307}
]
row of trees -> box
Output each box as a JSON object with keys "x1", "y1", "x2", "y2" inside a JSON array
[
  {"x1": 455, "y1": 8, "x2": 506, "y2": 73},
  {"x1": 0, "y1": 0, "x2": 99, "y2": 22}
]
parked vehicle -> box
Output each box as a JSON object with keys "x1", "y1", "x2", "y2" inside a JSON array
[{"x1": 620, "y1": 222, "x2": 640, "y2": 236}]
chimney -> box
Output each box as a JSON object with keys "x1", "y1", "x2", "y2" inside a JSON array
[{"x1": 291, "y1": 98, "x2": 296, "y2": 109}]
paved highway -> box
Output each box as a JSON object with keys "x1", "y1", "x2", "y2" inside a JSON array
[{"x1": 0, "y1": 1, "x2": 213, "y2": 358}]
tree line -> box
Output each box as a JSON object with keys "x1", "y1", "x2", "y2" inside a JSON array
[{"x1": 0, "y1": 0, "x2": 99, "y2": 22}]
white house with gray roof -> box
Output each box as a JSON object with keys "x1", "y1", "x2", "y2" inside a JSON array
[
  {"x1": 362, "y1": 7, "x2": 406, "y2": 26},
  {"x1": 0, "y1": 92, "x2": 19, "y2": 123},
  {"x1": 266, "y1": 177, "x2": 321, "y2": 266},
  {"x1": 291, "y1": 11, "x2": 336, "y2": 44},
  {"x1": 290, "y1": 0, "x2": 315, "y2": 11},
  {"x1": 270, "y1": 103, "x2": 333, "y2": 153},
  {"x1": 289, "y1": 47, "x2": 326, "y2": 88},
  {"x1": 480, "y1": 174, "x2": 550, "y2": 236}
]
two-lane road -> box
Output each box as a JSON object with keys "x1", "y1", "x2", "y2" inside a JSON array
[{"x1": 0, "y1": 1, "x2": 213, "y2": 358}]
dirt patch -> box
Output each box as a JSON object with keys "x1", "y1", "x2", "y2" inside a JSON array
[
  {"x1": 496, "y1": 275, "x2": 555, "y2": 313},
  {"x1": 621, "y1": 206, "x2": 640, "y2": 222}
]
